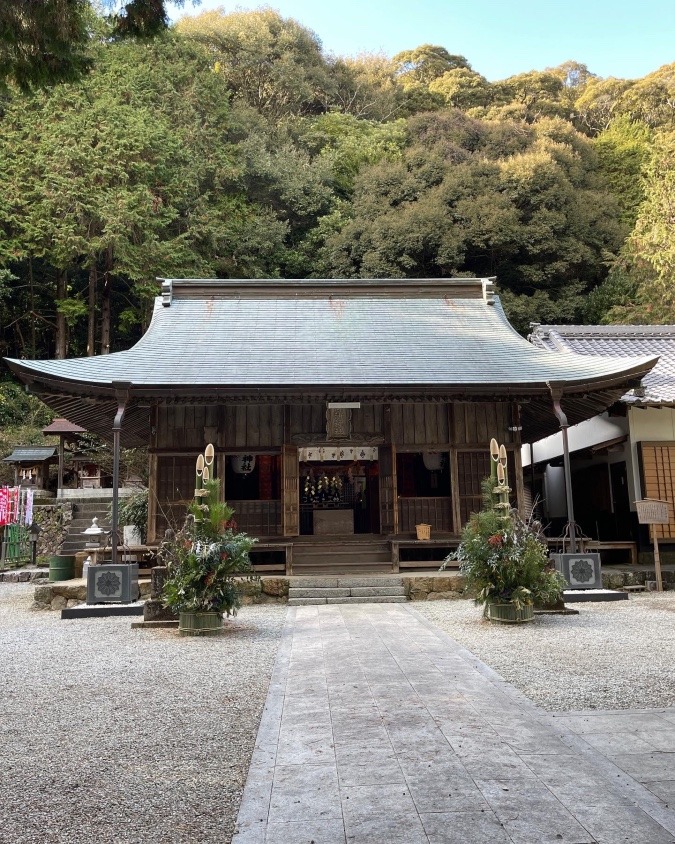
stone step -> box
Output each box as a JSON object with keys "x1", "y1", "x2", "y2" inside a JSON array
[
  {"x1": 289, "y1": 587, "x2": 351, "y2": 598},
  {"x1": 289, "y1": 576, "x2": 404, "y2": 588},
  {"x1": 288, "y1": 585, "x2": 407, "y2": 599},
  {"x1": 289, "y1": 595, "x2": 408, "y2": 606},
  {"x1": 349, "y1": 586, "x2": 406, "y2": 597},
  {"x1": 291, "y1": 565, "x2": 394, "y2": 576}
]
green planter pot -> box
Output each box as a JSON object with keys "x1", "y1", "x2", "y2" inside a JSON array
[
  {"x1": 487, "y1": 602, "x2": 535, "y2": 624},
  {"x1": 48, "y1": 554, "x2": 75, "y2": 582},
  {"x1": 178, "y1": 611, "x2": 223, "y2": 637}
]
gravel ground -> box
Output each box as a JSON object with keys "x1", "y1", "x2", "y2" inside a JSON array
[
  {"x1": 416, "y1": 592, "x2": 675, "y2": 713},
  {"x1": 5, "y1": 585, "x2": 675, "y2": 843},
  {"x1": 0, "y1": 584, "x2": 287, "y2": 844}
]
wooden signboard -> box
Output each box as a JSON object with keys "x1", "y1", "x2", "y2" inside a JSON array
[{"x1": 635, "y1": 498, "x2": 670, "y2": 592}]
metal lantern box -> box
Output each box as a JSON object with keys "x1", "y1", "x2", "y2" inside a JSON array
[
  {"x1": 550, "y1": 553, "x2": 602, "y2": 590},
  {"x1": 87, "y1": 563, "x2": 139, "y2": 604}
]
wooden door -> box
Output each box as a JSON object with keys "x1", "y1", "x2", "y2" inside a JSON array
[
  {"x1": 282, "y1": 444, "x2": 299, "y2": 536},
  {"x1": 379, "y1": 445, "x2": 398, "y2": 535}
]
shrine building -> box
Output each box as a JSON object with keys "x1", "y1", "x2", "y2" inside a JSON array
[{"x1": 4, "y1": 278, "x2": 657, "y2": 574}]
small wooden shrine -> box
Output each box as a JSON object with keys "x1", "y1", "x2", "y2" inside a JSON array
[{"x1": 5, "y1": 278, "x2": 656, "y2": 572}]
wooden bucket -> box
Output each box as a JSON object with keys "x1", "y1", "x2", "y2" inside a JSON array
[
  {"x1": 178, "y1": 611, "x2": 223, "y2": 636},
  {"x1": 487, "y1": 603, "x2": 534, "y2": 624}
]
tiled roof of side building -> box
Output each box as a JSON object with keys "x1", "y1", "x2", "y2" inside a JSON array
[
  {"x1": 529, "y1": 324, "x2": 675, "y2": 405},
  {"x1": 3, "y1": 447, "x2": 57, "y2": 463}
]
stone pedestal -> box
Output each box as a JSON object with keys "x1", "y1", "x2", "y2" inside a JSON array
[{"x1": 145, "y1": 565, "x2": 177, "y2": 621}]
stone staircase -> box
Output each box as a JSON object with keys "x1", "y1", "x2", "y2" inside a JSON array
[
  {"x1": 288, "y1": 576, "x2": 408, "y2": 605},
  {"x1": 291, "y1": 537, "x2": 393, "y2": 575},
  {"x1": 59, "y1": 500, "x2": 112, "y2": 555}
]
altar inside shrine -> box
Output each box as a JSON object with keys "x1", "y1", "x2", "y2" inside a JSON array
[{"x1": 300, "y1": 449, "x2": 376, "y2": 535}]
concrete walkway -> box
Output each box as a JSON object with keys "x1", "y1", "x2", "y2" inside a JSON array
[{"x1": 232, "y1": 604, "x2": 675, "y2": 844}]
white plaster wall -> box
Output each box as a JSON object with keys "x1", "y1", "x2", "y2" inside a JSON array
[{"x1": 522, "y1": 413, "x2": 627, "y2": 467}]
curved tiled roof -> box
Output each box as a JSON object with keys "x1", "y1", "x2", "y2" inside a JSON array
[
  {"x1": 4, "y1": 280, "x2": 658, "y2": 445},
  {"x1": 529, "y1": 324, "x2": 675, "y2": 405},
  {"x1": 6, "y1": 280, "x2": 656, "y2": 390}
]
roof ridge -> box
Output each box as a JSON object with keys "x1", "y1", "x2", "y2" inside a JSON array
[{"x1": 533, "y1": 324, "x2": 675, "y2": 337}]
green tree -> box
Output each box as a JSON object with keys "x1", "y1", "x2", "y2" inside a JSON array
[
  {"x1": 297, "y1": 112, "x2": 406, "y2": 197},
  {"x1": 626, "y1": 132, "x2": 675, "y2": 299},
  {"x1": 0, "y1": 33, "x2": 287, "y2": 359},
  {"x1": 594, "y1": 117, "x2": 653, "y2": 226},
  {"x1": 0, "y1": 0, "x2": 195, "y2": 91},
  {"x1": 329, "y1": 53, "x2": 401, "y2": 121},
  {"x1": 617, "y1": 63, "x2": 675, "y2": 129},
  {"x1": 392, "y1": 44, "x2": 470, "y2": 85},
  {"x1": 317, "y1": 113, "x2": 624, "y2": 332},
  {"x1": 176, "y1": 8, "x2": 334, "y2": 119},
  {"x1": 428, "y1": 68, "x2": 493, "y2": 110},
  {"x1": 573, "y1": 76, "x2": 634, "y2": 135},
  {"x1": 492, "y1": 70, "x2": 569, "y2": 123}
]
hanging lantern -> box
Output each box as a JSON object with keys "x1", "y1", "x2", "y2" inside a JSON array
[
  {"x1": 423, "y1": 452, "x2": 443, "y2": 471},
  {"x1": 231, "y1": 454, "x2": 256, "y2": 475}
]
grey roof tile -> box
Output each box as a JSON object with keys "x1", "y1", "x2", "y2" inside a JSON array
[
  {"x1": 3, "y1": 446, "x2": 57, "y2": 463},
  {"x1": 529, "y1": 325, "x2": 675, "y2": 405},
  {"x1": 5, "y1": 281, "x2": 657, "y2": 390}
]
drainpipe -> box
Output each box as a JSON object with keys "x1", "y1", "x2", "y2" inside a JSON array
[
  {"x1": 111, "y1": 382, "x2": 131, "y2": 565},
  {"x1": 549, "y1": 386, "x2": 577, "y2": 553}
]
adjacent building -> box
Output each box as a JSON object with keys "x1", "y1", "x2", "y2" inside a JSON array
[{"x1": 527, "y1": 324, "x2": 675, "y2": 553}]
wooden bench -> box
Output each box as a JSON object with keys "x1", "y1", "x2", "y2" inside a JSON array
[
  {"x1": 584, "y1": 541, "x2": 638, "y2": 565},
  {"x1": 546, "y1": 540, "x2": 637, "y2": 565},
  {"x1": 390, "y1": 538, "x2": 460, "y2": 572}
]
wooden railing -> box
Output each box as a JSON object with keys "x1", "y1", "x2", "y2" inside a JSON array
[
  {"x1": 398, "y1": 497, "x2": 452, "y2": 533},
  {"x1": 228, "y1": 500, "x2": 281, "y2": 537}
]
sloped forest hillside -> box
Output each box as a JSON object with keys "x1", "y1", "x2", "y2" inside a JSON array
[{"x1": 1, "y1": 7, "x2": 673, "y2": 370}]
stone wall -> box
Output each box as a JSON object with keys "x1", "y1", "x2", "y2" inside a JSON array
[
  {"x1": 602, "y1": 569, "x2": 675, "y2": 589},
  {"x1": 32, "y1": 503, "x2": 73, "y2": 559},
  {"x1": 33, "y1": 580, "x2": 152, "y2": 611},
  {"x1": 402, "y1": 574, "x2": 465, "y2": 601},
  {"x1": 32, "y1": 573, "x2": 289, "y2": 611},
  {"x1": 239, "y1": 577, "x2": 289, "y2": 605}
]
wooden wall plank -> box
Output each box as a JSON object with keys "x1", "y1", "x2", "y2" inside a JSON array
[
  {"x1": 248, "y1": 406, "x2": 260, "y2": 448},
  {"x1": 311, "y1": 403, "x2": 324, "y2": 434},
  {"x1": 413, "y1": 405, "x2": 425, "y2": 445},
  {"x1": 235, "y1": 406, "x2": 247, "y2": 447},
  {"x1": 373, "y1": 404, "x2": 384, "y2": 437},
  {"x1": 390, "y1": 404, "x2": 403, "y2": 442},
  {"x1": 271, "y1": 405, "x2": 284, "y2": 445},
  {"x1": 425, "y1": 404, "x2": 439, "y2": 444},
  {"x1": 258, "y1": 404, "x2": 271, "y2": 446}
]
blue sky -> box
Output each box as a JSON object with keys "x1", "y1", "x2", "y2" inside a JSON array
[{"x1": 169, "y1": 0, "x2": 674, "y2": 81}]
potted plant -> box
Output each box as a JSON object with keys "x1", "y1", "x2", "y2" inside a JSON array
[
  {"x1": 161, "y1": 478, "x2": 257, "y2": 636},
  {"x1": 116, "y1": 488, "x2": 148, "y2": 546},
  {"x1": 446, "y1": 440, "x2": 565, "y2": 623}
]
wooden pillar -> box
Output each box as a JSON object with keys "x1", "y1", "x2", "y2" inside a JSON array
[
  {"x1": 448, "y1": 404, "x2": 461, "y2": 534},
  {"x1": 513, "y1": 446, "x2": 525, "y2": 518},
  {"x1": 379, "y1": 405, "x2": 399, "y2": 535},
  {"x1": 57, "y1": 435, "x2": 65, "y2": 491},
  {"x1": 282, "y1": 444, "x2": 299, "y2": 536}
]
